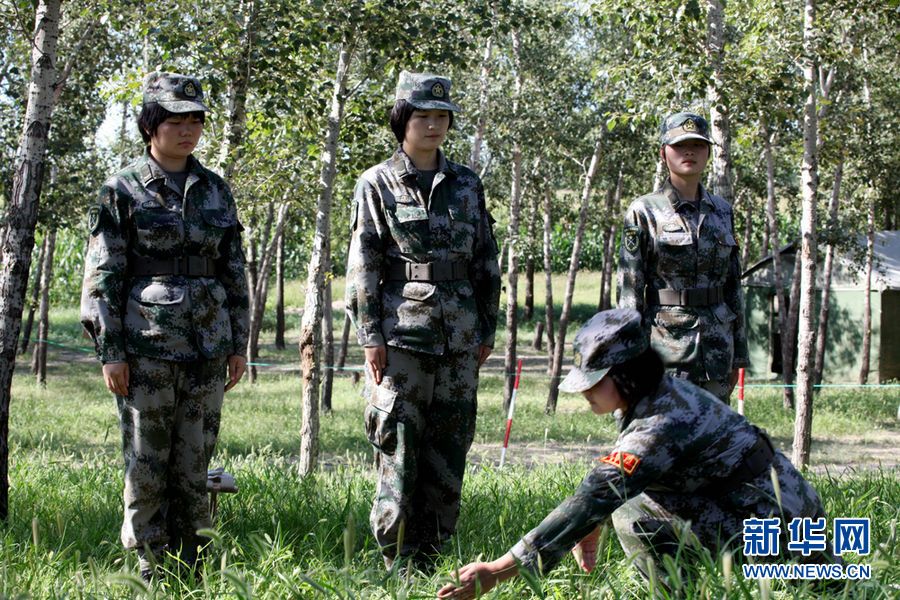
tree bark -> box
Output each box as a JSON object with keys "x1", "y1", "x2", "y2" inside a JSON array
[
  {"x1": 859, "y1": 196, "x2": 875, "y2": 384},
  {"x1": 247, "y1": 202, "x2": 282, "y2": 383},
  {"x1": 541, "y1": 186, "x2": 555, "y2": 371},
  {"x1": 19, "y1": 236, "x2": 45, "y2": 355},
  {"x1": 598, "y1": 171, "x2": 622, "y2": 311},
  {"x1": 792, "y1": 0, "x2": 819, "y2": 469},
  {"x1": 299, "y1": 42, "x2": 351, "y2": 476},
  {"x1": 814, "y1": 155, "x2": 843, "y2": 385},
  {"x1": 502, "y1": 30, "x2": 524, "y2": 411},
  {"x1": 652, "y1": 157, "x2": 665, "y2": 191},
  {"x1": 216, "y1": 0, "x2": 256, "y2": 180},
  {"x1": 761, "y1": 119, "x2": 790, "y2": 408},
  {"x1": 321, "y1": 251, "x2": 335, "y2": 414},
  {"x1": 31, "y1": 228, "x2": 56, "y2": 385},
  {"x1": 546, "y1": 136, "x2": 603, "y2": 415},
  {"x1": 706, "y1": 0, "x2": 735, "y2": 205},
  {"x1": 783, "y1": 251, "x2": 802, "y2": 409},
  {"x1": 0, "y1": 0, "x2": 61, "y2": 522},
  {"x1": 274, "y1": 220, "x2": 286, "y2": 350}
]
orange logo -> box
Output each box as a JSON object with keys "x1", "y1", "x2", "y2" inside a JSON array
[{"x1": 598, "y1": 451, "x2": 641, "y2": 476}]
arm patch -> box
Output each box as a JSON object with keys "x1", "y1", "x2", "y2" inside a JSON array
[
  {"x1": 598, "y1": 451, "x2": 642, "y2": 476},
  {"x1": 623, "y1": 226, "x2": 640, "y2": 255}
]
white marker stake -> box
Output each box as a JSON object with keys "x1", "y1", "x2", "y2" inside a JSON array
[{"x1": 499, "y1": 359, "x2": 523, "y2": 468}]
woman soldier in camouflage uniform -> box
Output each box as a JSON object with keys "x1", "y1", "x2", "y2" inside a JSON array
[
  {"x1": 80, "y1": 72, "x2": 249, "y2": 580},
  {"x1": 617, "y1": 113, "x2": 748, "y2": 403},
  {"x1": 439, "y1": 309, "x2": 838, "y2": 599},
  {"x1": 345, "y1": 71, "x2": 501, "y2": 571}
]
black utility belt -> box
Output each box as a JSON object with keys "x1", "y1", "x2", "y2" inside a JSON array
[
  {"x1": 386, "y1": 260, "x2": 469, "y2": 282},
  {"x1": 130, "y1": 256, "x2": 218, "y2": 277},
  {"x1": 704, "y1": 426, "x2": 776, "y2": 496},
  {"x1": 647, "y1": 286, "x2": 724, "y2": 306}
]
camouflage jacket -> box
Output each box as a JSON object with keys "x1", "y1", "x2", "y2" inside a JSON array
[
  {"x1": 617, "y1": 179, "x2": 749, "y2": 380},
  {"x1": 511, "y1": 375, "x2": 824, "y2": 574},
  {"x1": 345, "y1": 149, "x2": 501, "y2": 355},
  {"x1": 80, "y1": 151, "x2": 249, "y2": 363}
]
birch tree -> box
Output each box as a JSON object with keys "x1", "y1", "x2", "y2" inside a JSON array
[
  {"x1": 792, "y1": 0, "x2": 820, "y2": 468},
  {"x1": 0, "y1": 0, "x2": 61, "y2": 522}
]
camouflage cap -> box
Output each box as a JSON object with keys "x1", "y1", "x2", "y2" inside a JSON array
[
  {"x1": 142, "y1": 71, "x2": 208, "y2": 113},
  {"x1": 395, "y1": 70, "x2": 461, "y2": 112},
  {"x1": 660, "y1": 112, "x2": 711, "y2": 145},
  {"x1": 558, "y1": 308, "x2": 648, "y2": 393}
]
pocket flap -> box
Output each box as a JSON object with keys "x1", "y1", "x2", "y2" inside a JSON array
[
  {"x1": 201, "y1": 209, "x2": 238, "y2": 228},
  {"x1": 401, "y1": 281, "x2": 436, "y2": 301},
  {"x1": 396, "y1": 205, "x2": 428, "y2": 223},
  {"x1": 658, "y1": 232, "x2": 693, "y2": 246},
  {"x1": 370, "y1": 385, "x2": 397, "y2": 412},
  {"x1": 653, "y1": 309, "x2": 698, "y2": 329},
  {"x1": 137, "y1": 282, "x2": 185, "y2": 305},
  {"x1": 448, "y1": 204, "x2": 474, "y2": 223}
]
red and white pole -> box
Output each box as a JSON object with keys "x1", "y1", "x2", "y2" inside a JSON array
[
  {"x1": 737, "y1": 367, "x2": 746, "y2": 415},
  {"x1": 499, "y1": 359, "x2": 523, "y2": 468}
]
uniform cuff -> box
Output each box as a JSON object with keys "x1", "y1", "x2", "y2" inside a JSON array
[
  {"x1": 509, "y1": 539, "x2": 543, "y2": 576},
  {"x1": 100, "y1": 347, "x2": 127, "y2": 364},
  {"x1": 732, "y1": 357, "x2": 750, "y2": 368},
  {"x1": 358, "y1": 329, "x2": 385, "y2": 347}
]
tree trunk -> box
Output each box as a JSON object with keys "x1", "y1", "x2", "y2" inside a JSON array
[
  {"x1": 468, "y1": 34, "x2": 493, "y2": 174},
  {"x1": 761, "y1": 120, "x2": 790, "y2": 408},
  {"x1": 216, "y1": 0, "x2": 256, "y2": 180},
  {"x1": 546, "y1": 136, "x2": 603, "y2": 415},
  {"x1": 813, "y1": 155, "x2": 843, "y2": 385},
  {"x1": 859, "y1": 196, "x2": 875, "y2": 384},
  {"x1": 19, "y1": 236, "x2": 45, "y2": 355},
  {"x1": 321, "y1": 252, "x2": 335, "y2": 414},
  {"x1": 274, "y1": 221, "x2": 286, "y2": 350},
  {"x1": 337, "y1": 308, "x2": 351, "y2": 370},
  {"x1": 32, "y1": 228, "x2": 56, "y2": 385},
  {"x1": 523, "y1": 188, "x2": 539, "y2": 322},
  {"x1": 299, "y1": 42, "x2": 351, "y2": 476},
  {"x1": 502, "y1": 31, "x2": 524, "y2": 411},
  {"x1": 706, "y1": 0, "x2": 735, "y2": 205},
  {"x1": 783, "y1": 252, "x2": 802, "y2": 409},
  {"x1": 792, "y1": 0, "x2": 819, "y2": 469},
  {"x1": 0, "y1": 0, "x2": 61, "y2": 522},
  {"x1": 247, "y1": 202, "x2": 280, "y2": 383},
  {"x1": 532, "y1": 320, "x2": 544, "y2": 351},
  {"x1": 542, "y1": 186, "x2": 555, "y2": 371},
  {"x1": 598, "y1": 171, "x2": 622, "y2": 311},
  {"x1": 652, "y1": 157, "x2": 665, "y2": 191}
]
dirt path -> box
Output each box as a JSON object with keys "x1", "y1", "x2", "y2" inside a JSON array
[{"x1": 467, "y1": 429, "x2": 900, "y2": 475}]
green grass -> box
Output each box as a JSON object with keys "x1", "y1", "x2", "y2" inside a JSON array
[{"x1": 5, "y1": 273, "x2": 898, "y2": 597}]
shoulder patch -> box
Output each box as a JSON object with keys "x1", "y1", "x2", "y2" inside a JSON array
[
  {"x1": 598, "y1": 450, "x2": 641, "y2": 476},
  {"x1": 623, "y1": 226, "x2": 640, "y2": 255},
  {"x1": 86, "y1": 206, "x2": 102, "y2": 234}
]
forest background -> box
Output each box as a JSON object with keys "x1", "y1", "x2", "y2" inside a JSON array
[{"x1": 0, "y1": 0, "x2": 898, "y2": 597}]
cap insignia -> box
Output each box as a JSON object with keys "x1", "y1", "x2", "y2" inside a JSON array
[
  {"x1": 683, "y1": 118, "x2": 696, "y2": 132},
  {"x1": 431, "y1": 82, "x2": 444, "y2": 98},
  {"x1": 183, "y1": 82, "x2": 197, "y2": 98},
  {"x1": 573, "y1": 350, "x2": 582, "y2": 368}
]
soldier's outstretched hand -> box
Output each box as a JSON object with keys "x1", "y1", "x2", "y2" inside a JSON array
[
  {"x1": 102, "y1": 362, "x2": 130, "y2": 396},
  {"x1": 365, "y1": 345, "x2": 387, "y2": 385},
  {"x1": 225, "y1": 354, "x2": 247, "y2": 392}
]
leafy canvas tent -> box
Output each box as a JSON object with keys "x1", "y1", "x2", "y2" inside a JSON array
[{"x1": 742, "y1": 231, "x2": 900, "y2": 383}]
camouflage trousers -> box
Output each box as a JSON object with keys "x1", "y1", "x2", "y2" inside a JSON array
[
  {"x1": 116, "y1": 354, "x2": 226, "y2": 559},
  {"x1": 671, "y1": 369, "x2": 735, "y2": 405},
  {"x1": 364, "y1": 346, "x2": 480, "y2": 563},
  {"x1": 612, "y1": 483, "x2": 837, "y2": 584}
]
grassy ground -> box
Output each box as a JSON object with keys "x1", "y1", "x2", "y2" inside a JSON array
[{"x1": 3, "y1": 274, "x2": 898, "y2": 597}]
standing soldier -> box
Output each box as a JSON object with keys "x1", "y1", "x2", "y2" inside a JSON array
[
  {"x1": 345, "y1": 70, "x2": 501, "y2": 571},
  {"x1": 80, "y1": 72, "x2": 249, "y2": 581},
  {"x1": 617, "y1": 112, "x2": 748, "y2": 403}
]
